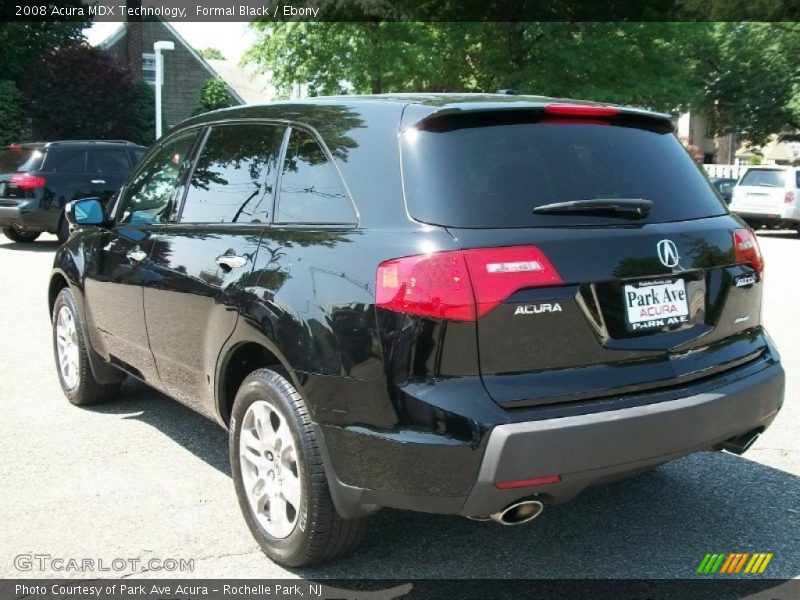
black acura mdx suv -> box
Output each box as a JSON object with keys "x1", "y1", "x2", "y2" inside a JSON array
[
  {"x1": 49, "y1": 95, "x2": 784, "y2": 566},
  {"x1": 0, "y1": 140, "x2": 144, "y2": 243}
]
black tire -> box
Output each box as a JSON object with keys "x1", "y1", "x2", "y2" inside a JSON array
[
  {"x1": 2, "y1": 226, "x2": 40, "y2": 243},
  {"x1": 52, "y1": 288, "x2": 121, "y2": 406},
  {"x1": 56, "y1": 216, "x2": 70, "y2": 244},
  {"x1": 230, "y1": 368, "x2": 369, "y2": 567}
]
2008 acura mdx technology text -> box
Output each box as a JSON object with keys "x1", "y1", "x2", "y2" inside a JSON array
[{"x1": 49, "y1": 94, "x2": 784, "y2": 566}]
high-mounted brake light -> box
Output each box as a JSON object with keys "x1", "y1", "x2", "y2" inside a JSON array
[
  {"x1": 544, "y1": 104, "x2": 620, "y2": 118},
  {"x1": 375, "y1": 245, "x2": 563, "y2": 322},
  {"x1": 733, "y1": 228, "x2": 763, "y2": 276},
  {"x1": 9, "y1": 173, "x2": 46, "y2": 190}
]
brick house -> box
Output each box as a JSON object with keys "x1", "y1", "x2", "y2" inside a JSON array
[{"x1": 99, "y1": 20, "x2": 243, "y2": 130}]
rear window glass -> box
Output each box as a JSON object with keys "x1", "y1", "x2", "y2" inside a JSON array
[
  {"x1": 740, "y1": 169, "x2": 786, "y2": 188},
  {"x1": 401, "y1": 115, "x2": 726, "y2": 228},
  {"x1": 0, "y1": 147, "x2": 43, "y2": 172}
]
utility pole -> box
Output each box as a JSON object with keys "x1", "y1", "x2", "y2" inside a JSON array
[{"x1": 154, "y1": 40, "x2": 175, "y2": 139}]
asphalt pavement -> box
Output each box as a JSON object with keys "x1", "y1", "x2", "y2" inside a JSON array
[{"x1": 0, "y1": 231, "x2": 797, "y2": 580}]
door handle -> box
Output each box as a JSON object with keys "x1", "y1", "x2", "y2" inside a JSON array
[
  {"x1": 216, "y1": 254, "x2": 248, "y2": 269},
  {"x1": 91, "y1": 179, "x2": 106, "y2": 185},
  {"x1": 127, "y1": 248, "x2": 147, "y2": 262}
]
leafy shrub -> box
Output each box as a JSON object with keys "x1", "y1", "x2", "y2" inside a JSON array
[
  {"x1": 194, "y1": 77, "x2": 234, "y2": 115},
  {"x1": 22, "y1": 45, "x2": 137, "y2": 141},
  {"x1": 0, "y1": 80, "x2": 31, "y2": 146}
]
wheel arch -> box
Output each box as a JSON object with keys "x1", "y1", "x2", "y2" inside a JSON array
[
  {"x1": 48, "y1": 270, "x2": 71, "y2": 316},
  {"x1": 216, "y1": 337, "x2": 298, "y2": 428}
]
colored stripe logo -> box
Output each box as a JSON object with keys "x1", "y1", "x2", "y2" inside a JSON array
[{"x1": 696, "y1": 552, "x2": 773, "y2": 574}]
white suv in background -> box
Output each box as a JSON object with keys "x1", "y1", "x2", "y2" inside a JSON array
[{"x1": 730, "y1": 165, "x2": 800, "y2": 234}]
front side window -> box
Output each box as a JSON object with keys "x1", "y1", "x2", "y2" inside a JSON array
[
  {"x1": 117, "y1": 130, "x2": 198, "y2": 225},
  {"x1": 180, "y1": 123, "x2": 285, "y2": 224},
  {"x1": 275, "y1": 128, "x2": 355, "y2": 225}
]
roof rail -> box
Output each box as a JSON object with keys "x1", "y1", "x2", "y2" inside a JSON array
[{"x1": 44, "y1": 140, "x2": 138, "y2": 145}]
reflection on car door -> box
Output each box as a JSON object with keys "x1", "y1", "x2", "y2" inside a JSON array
[
  {"x1": 144, "y1": 123, "x2": 286, "y2": 416},
  {"x1": 83, "y1": 130, "x2": 201, "y2": 383}
]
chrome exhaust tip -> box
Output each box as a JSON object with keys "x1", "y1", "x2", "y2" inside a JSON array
[
  {"x1": 489, "y1": 500, "x2": 544, "y2": 526},
  {"x1": 720, "y1": 429, "x2": 762, "y2": 455}
]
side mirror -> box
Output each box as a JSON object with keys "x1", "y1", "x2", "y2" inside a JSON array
[{"x1": 65, "y1": 198, "x2": 106, "y2": 227}]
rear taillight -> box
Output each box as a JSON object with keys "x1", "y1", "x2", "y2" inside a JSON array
[
  {"x1": 9, "y1": 173, "x2": 46, "y2": 190},
  {"x1": 376, "y1": 245, "x2": 563, "y2": 322},
  {"x1": 785, "y1": 191, "x2": 795, "y2": 204},
  {"x1": 376, "y1": 250, "x2": 474, "y2": 321},
  {"x1": 733, "y1": 228, "x2": 764, "y2": 276}
]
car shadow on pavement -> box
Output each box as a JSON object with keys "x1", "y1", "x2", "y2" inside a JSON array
[
  {"x1": 87, "y1": 378, "x2": 799, "y2": 580},
  {"x1": 85, "y1": 377, "x2": 231, "y2": 475},
  {"x1": 0, "y1": 240, "x2": 60, "y2": 252}
]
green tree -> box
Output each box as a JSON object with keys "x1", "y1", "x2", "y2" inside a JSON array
[
  {"x1": 0, "y1": 80, "x2": 30, "y2": 146},
  {"x1": 0, "y1": 22, "x2": 86, "y2": 86},
  {"x1": 697, "y1": 23, "x2": 800, "y2": 144},
  {"x1": 195, "y1": 77, "x2": 235, "y2": 114},
  {"x1": 128, "y1": 79, "x2": 157, "y2": 146},
  {"x1": 21, "y1": 45, "x2": 138, "y2": 140},
  {"x1": 198, "y1": 47, "x2": 225, "y2": 60},
  {"x1": 245, "y1": 22, "x2": 710, "y2": 112}
]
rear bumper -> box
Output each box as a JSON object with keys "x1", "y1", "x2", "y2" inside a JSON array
[
  {"x1": 732, "y1": 207, "x2": 800, "y2": 225},
  {"x1": 320, "y1": 358, "x2": 784, "y2": 519},
  {"x1": 459, "y1": 360, "x2": 784, "y2": 517},
  {"x1": 0, "y1": 201, "x2": 52, "y2": 232}
]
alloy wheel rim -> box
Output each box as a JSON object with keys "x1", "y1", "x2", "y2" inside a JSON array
[
  {"x1": 55, "y1": 306, "x2": 80, "y2": 389},
  {"x1": 240, "y1": 399, "x2": 302, "y2": 539}
]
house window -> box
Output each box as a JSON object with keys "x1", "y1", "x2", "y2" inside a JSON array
[{"x1": 142, "y1": 53, "x2": 156, "y2": 84}]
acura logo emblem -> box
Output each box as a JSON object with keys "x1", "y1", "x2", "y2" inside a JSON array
[{"x1": 656, "y1": 239, "x2": 680, "y2": 268}]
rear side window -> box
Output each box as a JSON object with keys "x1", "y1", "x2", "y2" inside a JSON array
[
  {"x1": 740, "y1": 169, "x2": 786, "y2": 188},
  {"x1": 42, "y1": 147, "x2": 86, "y2": 173},
  {"x1": 181, "y1": 123, "x2": 285, "y2": 224},
  {"x1": 88, "y1": 148, "x2": 132, "y2": 174},
  {"x1": 796, "y1": 171, "x2": 800, "y2": 188},
  {"x1": 401, "y1": 115, "x2": 726, "y2": 228},
  {"x1": 131, "y1": 148, "x2": 146, "y2": 165},
  {"x1": 275, "y1": 128, "x2": 355, "y2": 225},
  {"x1": 0, "y1": 147, "x2": 43, "y2": 172}
]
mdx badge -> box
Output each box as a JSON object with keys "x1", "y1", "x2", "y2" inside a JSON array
[
  {"x1": 657, "y1": 239, "x2": 680, "y2": 268},
  {"x1": 514, "y1": 303, "x2": 563, "y2": 315}
]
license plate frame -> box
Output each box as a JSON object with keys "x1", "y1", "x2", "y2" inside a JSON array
[{"x1": 623, "y1": 278, "x2": 690, "y2": 332}]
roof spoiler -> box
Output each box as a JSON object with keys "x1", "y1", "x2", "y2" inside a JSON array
[{"x1": 408, "y1": 103, "x2": 677, "y2": 132}]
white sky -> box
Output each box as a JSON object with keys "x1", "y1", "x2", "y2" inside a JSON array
[{"x1": 85, "y1": 22, "x2": 257, "y2": 63}]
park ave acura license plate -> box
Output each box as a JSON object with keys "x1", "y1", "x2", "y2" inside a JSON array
[{"x1": 624, "y1": 278, "x2": 689, "y2": 331}]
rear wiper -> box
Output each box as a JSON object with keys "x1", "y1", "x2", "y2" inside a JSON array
[{"x1": 533, "y1": 198, "x2": 653, "y2": 218}]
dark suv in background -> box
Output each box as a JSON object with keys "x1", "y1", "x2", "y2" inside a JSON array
[
  {"x1": 50, "y1": 95, "x2": 784, "y2": 566},
  {"x1": 0, "y1": 140, "x2": 144, "y2": 243}
]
